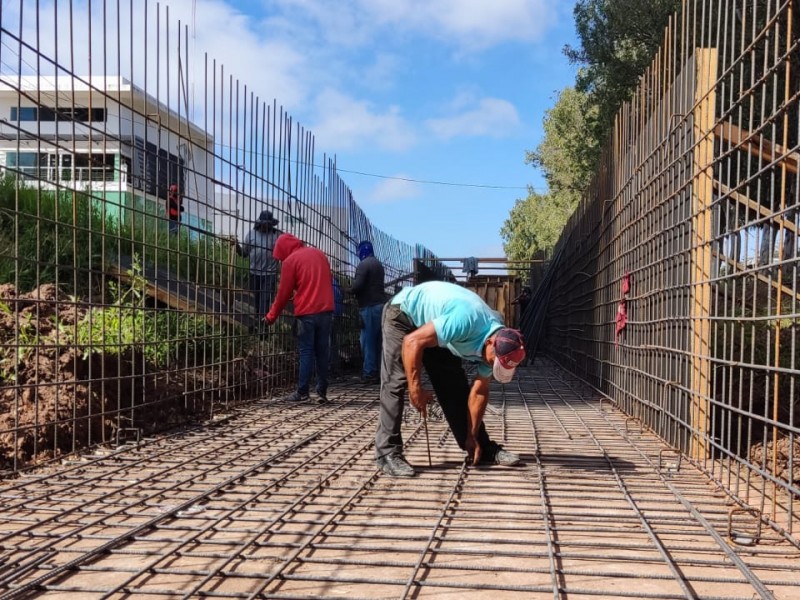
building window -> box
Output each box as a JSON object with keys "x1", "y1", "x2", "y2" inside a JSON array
[
  {"x1": 5, "y1": 152, "x2": 47, "y2": 178},
  {"x1": 5, "y1": 151, "x2": 117, "y2": 182},
  {"x1": 9, "y1": 106, "x2": 106, "y2": 122},
  {"x1": 9, "y1": 107, "x2": 38, "y2": 121},
  {"x1": 132, "y1": 136, "x2": 185, "y2": 199}
]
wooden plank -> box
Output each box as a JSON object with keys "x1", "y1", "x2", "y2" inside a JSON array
[
  {"x1": 690, "y1": 49, "x2": 717, "y2": 461},
  {"x1": 107, "y1": 259, "x2": 254, "y2": 329},
  {"x1": 713, "y1": 180, "x2": 798, "y2": 235},
  {"x1": 715, "y1": 121, "x2": 799, "y2": 174},
  {"x1": 712, "y1": 251, "x2": 800, "y2": 303}
]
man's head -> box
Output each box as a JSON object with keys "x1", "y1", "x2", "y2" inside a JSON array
[
  {"x1": 486, "y1": 328, "x2": 525, "y2": 383},
  {"x1": 255, "y1": 209, "x2": 279, "y2": 231},
  {"x1": 357, "y1": 240, "x2": 374, "y2": 260},
  {"x1": 272, "y1": 232, "x2": 303, "y2": 261}
]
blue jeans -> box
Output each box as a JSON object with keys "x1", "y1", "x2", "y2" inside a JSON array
[
  {"x1": 296, "y1": 312, "x2": 333, "y2": 396},
  {"x1": 359, "y1": 304, "x2": 383, "y2": 378}
]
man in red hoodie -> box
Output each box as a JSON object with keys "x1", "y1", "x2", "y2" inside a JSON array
[{"x1": 266, "y1": 233, "x2": 335, "y2": 403}]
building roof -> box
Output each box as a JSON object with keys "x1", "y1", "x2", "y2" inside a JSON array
[{"x1": 0, "y1": 75, "x2": 211, "y2": 144}]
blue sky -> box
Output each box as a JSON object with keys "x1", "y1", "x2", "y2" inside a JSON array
[
  {"x1": 9, "y1": 0, "x2": 580, "y2": 258},
  {"x1": 175, "y1": 0, "x2": 580, "y2": 258}
]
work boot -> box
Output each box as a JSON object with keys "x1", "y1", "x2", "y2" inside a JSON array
[
  {"x1": 314, "y1": 390, "x2": 328, "y2": 404},
  {"x1": 376, "y1": 453, "x2": 416, "y2": 477},
  {"x1": 284, "y1": 391, "x2": 309, "y2": 402}
]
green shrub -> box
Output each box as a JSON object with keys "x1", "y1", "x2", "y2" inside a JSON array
[
  {"x1": 71, "y1": 258, "x2": 225, "y2": 368},
  {"x1": 0, "y1": 175, "x2": 248, "y2": 294}
]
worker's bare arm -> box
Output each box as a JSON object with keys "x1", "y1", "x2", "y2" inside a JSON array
[{"x1": 465, "y1": 376, "x2": 490, "y2": 463}]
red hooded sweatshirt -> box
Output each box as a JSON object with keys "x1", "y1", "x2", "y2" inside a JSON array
[{"x1": 266, "y1": 233, "x2": 334, "y2": 321}]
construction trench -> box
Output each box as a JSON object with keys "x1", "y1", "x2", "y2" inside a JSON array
[
  {"x1": 1, "y1": 362, "x2": 799, "y2": 600},
  {"x1": 2, "y1": 0, "x2": 800, "y2": 597}
]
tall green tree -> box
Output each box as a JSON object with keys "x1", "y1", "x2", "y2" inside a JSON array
[
  {"x1": 501, "y1": 188, "x2": 579, "y2": 261},
  {"x1": 527, "y1": 86, "x2": 599, "y2": 194},
  {"x1": 565, "y1": 0, "x2": 680, "y2": 144},
  {"x1": 502, "y1": 87, "x2": 597, "y2": 260},
  {"x1": 502, "y1": 0, "x2": 680, "y2": 261}
]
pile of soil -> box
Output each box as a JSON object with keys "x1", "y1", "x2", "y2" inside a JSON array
[
  {"x1": 0, "y1": 284, "x2": 271, "y2": 472},
  {"x1": 749, "y1": 436, "x2": 800, "y2": 485}
]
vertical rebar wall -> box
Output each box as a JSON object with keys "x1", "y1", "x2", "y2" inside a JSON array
[
  {"x1": 0, "y1": 0, "x2": 441, "y2": 474},
  {"x1": 531, "y1": 0, "x2": 799, "y2": 542}
]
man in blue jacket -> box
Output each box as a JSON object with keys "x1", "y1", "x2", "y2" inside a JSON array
[{"x1": 376, "y1": 280, "x2": 525, "y2": 477}]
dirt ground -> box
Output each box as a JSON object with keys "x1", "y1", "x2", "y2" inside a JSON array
[{"x1": 0, "y1": 284, "x2": 268, "y2": 471}]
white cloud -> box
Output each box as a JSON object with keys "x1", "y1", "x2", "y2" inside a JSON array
[
  {"x1": 9, "y1": 0, "x2": 309, "y2": 112},
  {"x1": 310, "y1": 89, "x2": 415, "y2": 152},
  {"x1": 5, "y1": 0, "x2": 542, "y2": 156},
  {"x1": 365, "y1": 176, "x2": 422, "y2": 204},
  {"x1": 426, "y1": 97, "x2": 521, "y2": 140},
  {"x1": 273, "y1": 0, "x2": 556, "y2": 50}
]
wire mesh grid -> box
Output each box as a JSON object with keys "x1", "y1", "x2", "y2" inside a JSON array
[
  {"x1": 1, "y1": 364, "x2": 799, "y2": 598},
  {"x1": 524, "y1": 0, "x2": 800, "y2": 545},
  {"x1": 0, "y1": 0, "x2": 445, "y2": 474}
]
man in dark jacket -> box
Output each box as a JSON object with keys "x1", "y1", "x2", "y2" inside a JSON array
[
  {"x1": 511, "y1": 286, "x2": 532, "y2": 328},
  {"x1": 266, "y1": 233, "x2": 335, "y2": 403},
  {"x1": 349, "y1": 240, "x2": 385, "y2": 383}
]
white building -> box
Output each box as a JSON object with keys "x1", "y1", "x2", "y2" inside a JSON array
[{"x1": 0, "y1": 75, "x2": 214, "y2": 233}]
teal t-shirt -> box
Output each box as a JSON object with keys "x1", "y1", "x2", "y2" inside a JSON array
[{"x1": 391, "y1": 281, "x2": 504, "y2": 378}]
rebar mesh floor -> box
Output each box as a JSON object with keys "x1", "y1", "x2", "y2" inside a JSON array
[{"x1": 1, "y1": 362, "x2": 799, "y2": 600}]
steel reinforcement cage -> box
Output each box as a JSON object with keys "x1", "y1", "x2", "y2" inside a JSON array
[
  {"x1": 0, "y1": 1, "x2": 443, "y2": 474},
  {"x1": 531, "y1": 0, "x2": 800, "y2": 542}
]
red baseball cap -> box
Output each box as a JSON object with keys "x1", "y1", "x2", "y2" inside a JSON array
[{"x1": 492, "y1": 328, "x2": 526, "y2": 383}]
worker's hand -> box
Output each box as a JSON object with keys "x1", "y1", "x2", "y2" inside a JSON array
[
  {"x1": 465, "y1": 434, "x2": 481, "y2": 465},
  {"x1": 408, "y1": 387, "x2": 432, "y2": 416},
  {"x1": 264, "y1": 313, "x2": 277, "y2": 326}
]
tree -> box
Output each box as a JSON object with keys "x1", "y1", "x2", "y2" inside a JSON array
[
  {"x1": 565, "y1": 0, "x2": 680, "y2": 145},
  {"x1": 501, "y1": 1, "x2": 680, "y2": 261},
  {"x1": 527, "y1": 86, "x2": 599, "y2": 194},
  {"x1": 501, "y1": 87, "x2": 595, "y2": 260},
  {"x1": 501, "y1": 188, "x2": 578, "y2": 261}
]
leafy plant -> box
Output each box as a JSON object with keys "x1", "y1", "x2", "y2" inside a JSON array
[
  {"x1": 0, "y1": 306, "x2": 40, "y2": 383},
  {"x1": 71, "y1": 257, "x2": 225, "y2": 368}
]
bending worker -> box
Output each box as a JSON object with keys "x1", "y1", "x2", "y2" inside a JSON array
[{"x1": 376, "y1": 280, "x2": 526, "y2": 477}]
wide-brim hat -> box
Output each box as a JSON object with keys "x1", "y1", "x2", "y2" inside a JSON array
[{"x1": 256, "y1": 209, "x2": 279, "y2": 227}]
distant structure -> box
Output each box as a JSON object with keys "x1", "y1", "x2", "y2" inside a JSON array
[{"x1": 0, "y1": 75, "x2": 213, "y2": 234}]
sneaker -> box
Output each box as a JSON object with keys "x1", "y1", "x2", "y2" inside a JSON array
[
  {"x1": 491, "y1": 448, "x2": 521, "y2": 466},
  {"x1": 359, "y1": 374, "x2": 380, "y2": 384},
  {"x1": 284, "y1": 391, "x2": 309, "y2": 402},
  {"x1": 376, "y1": 453, "x2": 416, "y2": 477},
  {"x1": 314, "y1": 390, "x2": 328, "y2": 404}
]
